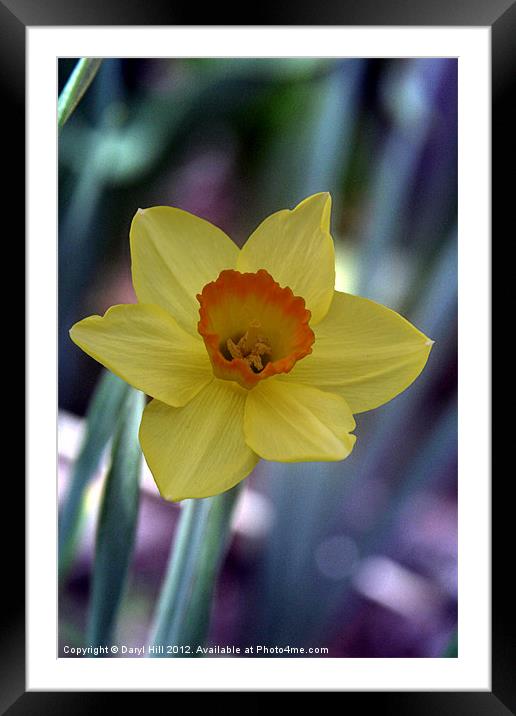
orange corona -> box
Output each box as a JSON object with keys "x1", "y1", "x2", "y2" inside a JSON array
[{"x1": 197, "y1": 269, "x2": 315, "y2": 389}]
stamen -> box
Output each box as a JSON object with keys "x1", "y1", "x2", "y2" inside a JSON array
[{"x1": 227, "y1": 320, "x2": 272, "y2": 372}]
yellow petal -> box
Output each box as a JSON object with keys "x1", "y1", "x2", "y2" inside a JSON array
[
  {"x1": 130, "y1": 206, "x2": 239, "y2": 335},
  {"x1": 139, "y1": 381, "x2": 259, "y2": 501},
  {"x1": 237, "y1": 193, "x2": 335, "y2": 325},
  {"x1": 70, "y1": 304, "x2": 212, "y2": 407},
  {"x1": 287, "y1": 291, "x2": 433, "y2": 413},
  {"x1": 244, "y1": 379, "x2": 356, "y2": 462}
]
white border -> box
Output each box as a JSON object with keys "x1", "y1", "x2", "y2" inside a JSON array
[{"x1": 27, "y1": 27, "x2": 490, "y2": 691}]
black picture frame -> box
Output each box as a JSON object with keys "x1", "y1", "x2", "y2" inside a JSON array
[{"x1": 10, "y1": 0, "x2": 506, "y2": 709}]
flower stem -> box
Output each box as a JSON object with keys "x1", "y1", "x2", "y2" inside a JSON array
[
  {"x1": 58, "y1": 58, "x2": 103, "y2": 130},
  {"x1": 149, "y1": 484, "x2": 241, "y2": 656}
]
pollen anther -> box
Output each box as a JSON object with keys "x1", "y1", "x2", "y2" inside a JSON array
[{"x1": 227, "y1": 320, "x2": 272, "y2": 372}]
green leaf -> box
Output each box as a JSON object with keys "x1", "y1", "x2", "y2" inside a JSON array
[
  {"x1": 149, "y1": 485, "x2": 241, "y2": 656},
  {"x1": 86, "y1": 388, "x2": 145, "y2": 648},
  {"x1": 58, "y1": 58, "x2": 103, "y2": 130},
  {"x1": 59, "y1": 370, "x2": 130, "y2": 581},
  {"x1": 443, "y1": 630, "x2": 458, "y2": 657}
]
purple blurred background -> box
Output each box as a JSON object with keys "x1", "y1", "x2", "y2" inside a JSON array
[{"x1": 59, "y1": 58, "x2": 457, "y2": 657}]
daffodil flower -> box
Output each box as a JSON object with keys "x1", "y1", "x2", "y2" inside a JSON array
[{"x1": 70, "y1": 193, "x2": 433, "y2": 501}]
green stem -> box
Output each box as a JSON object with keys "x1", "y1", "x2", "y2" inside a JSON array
[
  {"x1": 59, "y1": 370, "x2": 130, "y2": 582},
  {"x1": 87, "y1": 388, "x2": 144, "y2": 648},
  {"x1": 149, "y1": 484, "x2": 241, "y2": 656},
  {"x1": 58, "y1": 58, "x2": 103, "y2": 130}
]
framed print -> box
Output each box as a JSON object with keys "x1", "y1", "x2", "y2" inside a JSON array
[{"x1": 9, "y1": 0, "x2": 507, "y2": 708}]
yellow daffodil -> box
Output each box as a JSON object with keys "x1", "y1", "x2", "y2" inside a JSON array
[{"x1": 70, "y1": 193, "x2": 433, "y2": 501}]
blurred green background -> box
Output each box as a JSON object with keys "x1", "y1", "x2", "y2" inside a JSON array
[{"x1": 58, "y1": 58, "x2": 457, "y2": 657}]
